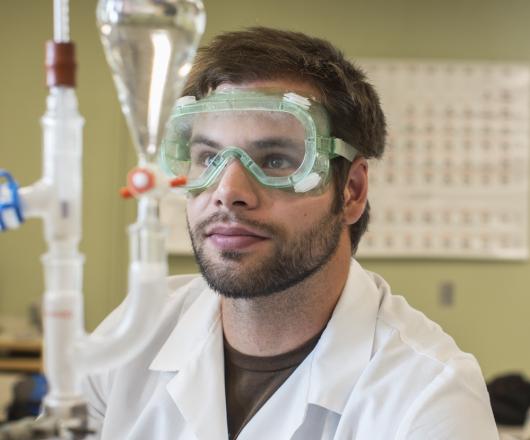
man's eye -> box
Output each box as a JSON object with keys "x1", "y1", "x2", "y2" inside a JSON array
[
  {"x1": 262, "y1": 155, "x2": 293, "y2": 170},
  {"x1": 201, "y1": 153, "x2": 216, "y2": 167},
  {"x1": 191, "y1": 148, "x2": 217, "y2": 167}
]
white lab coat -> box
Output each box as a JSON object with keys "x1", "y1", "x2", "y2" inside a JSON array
[{"x1": 84, "y1": 259, "x2": 499, "y2": 439}]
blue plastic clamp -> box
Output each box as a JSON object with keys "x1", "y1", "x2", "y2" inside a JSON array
[{"x1": 0, "y1": 169, "x2": 24, "y2": 231}]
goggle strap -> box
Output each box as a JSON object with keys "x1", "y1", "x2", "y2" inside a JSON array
[{"x1": 332, "y1": 138, "x2": 358, "y2": 162}]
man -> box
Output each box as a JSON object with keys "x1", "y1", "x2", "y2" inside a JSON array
[{"x1": 85, "y1": 28, "x2": 498, "y2": 439}]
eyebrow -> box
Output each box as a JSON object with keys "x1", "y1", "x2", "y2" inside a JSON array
[
  {"x1": 189, "y1": 135, "x2": 222, "y2": 150},
  {"x1": 190, "y1": 135, "x2": 303, "y2": 150},
  {"x1": 252, "y1": 137, "x2": 303, "y2": 150}
]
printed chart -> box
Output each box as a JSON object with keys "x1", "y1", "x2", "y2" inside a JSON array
[{"x1": 357, "y1": 60, "x2": 529, "y2": 259}]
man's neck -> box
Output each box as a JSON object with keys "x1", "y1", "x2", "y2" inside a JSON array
[{"x1": 221, "y1": 235, "x2": 352, "y2": 357}]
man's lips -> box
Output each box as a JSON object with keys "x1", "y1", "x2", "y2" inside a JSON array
[{"x1": 205, "y1": 225, "x2": 269, "y2": 251}]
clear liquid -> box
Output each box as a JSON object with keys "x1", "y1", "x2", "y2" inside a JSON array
[{"x1": 100, "y1": 21, "x2": 201, "y2": 162}]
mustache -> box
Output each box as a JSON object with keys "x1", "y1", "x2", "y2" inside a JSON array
[{"x1": 192, "y1": 211, "x2": 281, "y2": 238}]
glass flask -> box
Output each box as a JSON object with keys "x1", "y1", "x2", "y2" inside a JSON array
[{"x1": 96, "y1": 0, "x2": 206, "y2": 163}]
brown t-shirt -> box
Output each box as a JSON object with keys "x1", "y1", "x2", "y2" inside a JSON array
[{"x1": 224, "y1": 332, "x2": 323, "y2": 440}]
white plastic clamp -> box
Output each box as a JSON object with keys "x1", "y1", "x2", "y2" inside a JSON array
[
  {"x1": 175, "y1": 95, "x2": 197, "y2": 107},
  {"x1": 283, "y1": 92, "x2": 312, "y2": 110}
]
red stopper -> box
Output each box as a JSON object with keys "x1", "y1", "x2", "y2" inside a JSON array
[{"x1": 45, "y1": 41, "x2": 76, "y2": 87}]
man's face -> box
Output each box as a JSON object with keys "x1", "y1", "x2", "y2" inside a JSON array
[{"x1": 186, "y1": 81, "x2": 346, "y2": 299}]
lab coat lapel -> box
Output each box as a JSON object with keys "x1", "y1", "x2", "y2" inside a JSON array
[
  {"x1": 150, "y1": 285, "x2": 229, "y2": 440},
  {"x1": 166, "y1": 318, "x2": 228, "y2": 440},
  {"x1": 237, "y1": 353, "x2": 312, "y2": 440},
  {"x1": 308, "y1": 259, "x2": 382, "y2": 412}
]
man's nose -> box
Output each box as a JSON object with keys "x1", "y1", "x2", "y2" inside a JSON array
[{"x1": 211, "y1": 159, "x2": 259, "y2": 209}]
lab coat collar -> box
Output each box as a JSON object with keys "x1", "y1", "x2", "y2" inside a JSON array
[
  {"x1": 149, "y1": 279, "x2": 221, "y2": 372},
  {"x1": 148, "y1": 259, "x2": 382, "y2": 437},
  {"x1": 149, "y1": 259, "x2": 381, "y2": 378},
  {"x1": 307, "y1": 258, "x2": 382, "y2": 414}
]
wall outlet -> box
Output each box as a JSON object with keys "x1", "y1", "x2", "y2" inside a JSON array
[{"x1": 439, "y1": 281, "x2": 455, "y2": 307}]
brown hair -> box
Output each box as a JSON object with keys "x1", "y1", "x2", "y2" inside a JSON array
[{"x1": 184, "y1": 27, "x2": 387, "y2": 253}]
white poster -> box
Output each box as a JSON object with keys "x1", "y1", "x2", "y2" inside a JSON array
[{"x1": 357, "y1": 60, "x2": 529, "y2": 259}]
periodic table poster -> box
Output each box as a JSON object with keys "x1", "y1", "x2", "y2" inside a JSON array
[{"x1": 356, "y1": 60, "x2": 529, "y2": 260}]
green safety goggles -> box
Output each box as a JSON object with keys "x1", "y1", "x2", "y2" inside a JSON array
[{"x1": 160, "y1": 90, "x2": 357, "y2": 193}]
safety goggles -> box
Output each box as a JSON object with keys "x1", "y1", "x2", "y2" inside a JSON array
[{"x1": 160, "y1": 90, "x2": 357, "y2": 193}]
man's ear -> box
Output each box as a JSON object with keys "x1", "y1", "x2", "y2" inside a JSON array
[{"x1": 342, "y1": 157, "x2": 368, "y2": 225}]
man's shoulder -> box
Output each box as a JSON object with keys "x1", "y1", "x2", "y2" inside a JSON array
[
  {"x1": 166, "y1": 273, "x2": 207, "y2": 307},
  {"x1": 344, "y1": 269, "x2": 496, "y2": 437},
  {"x1": 93, "y1": 273, "x2": 208, "y2": 336},
  {"x1": 166, "y1": 272, "x2": 203, "y2": 292},
  {"x1": 365, "y1": 271, "x2": 487, "y2": 401}
]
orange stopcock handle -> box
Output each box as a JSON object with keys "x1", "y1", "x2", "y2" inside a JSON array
[
  {"x1": 119, "y1": 168, "x2": 187, "y2": 199},
  {"x1": 169, "y1": 176, "x2": 187, "y2": 187}
]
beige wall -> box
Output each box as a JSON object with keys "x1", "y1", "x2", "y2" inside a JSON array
[{"x1": 0, "y1": 0, "x2": 529, "y2": 380}]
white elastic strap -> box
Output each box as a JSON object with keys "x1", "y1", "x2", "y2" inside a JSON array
[{"x1": 333, "y1": 138, "x2": 358, "y2": 162}]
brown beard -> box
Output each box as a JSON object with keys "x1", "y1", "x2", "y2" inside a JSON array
[{"x1": 188, "y1": 207, "x2": 343, "y2": 299}]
